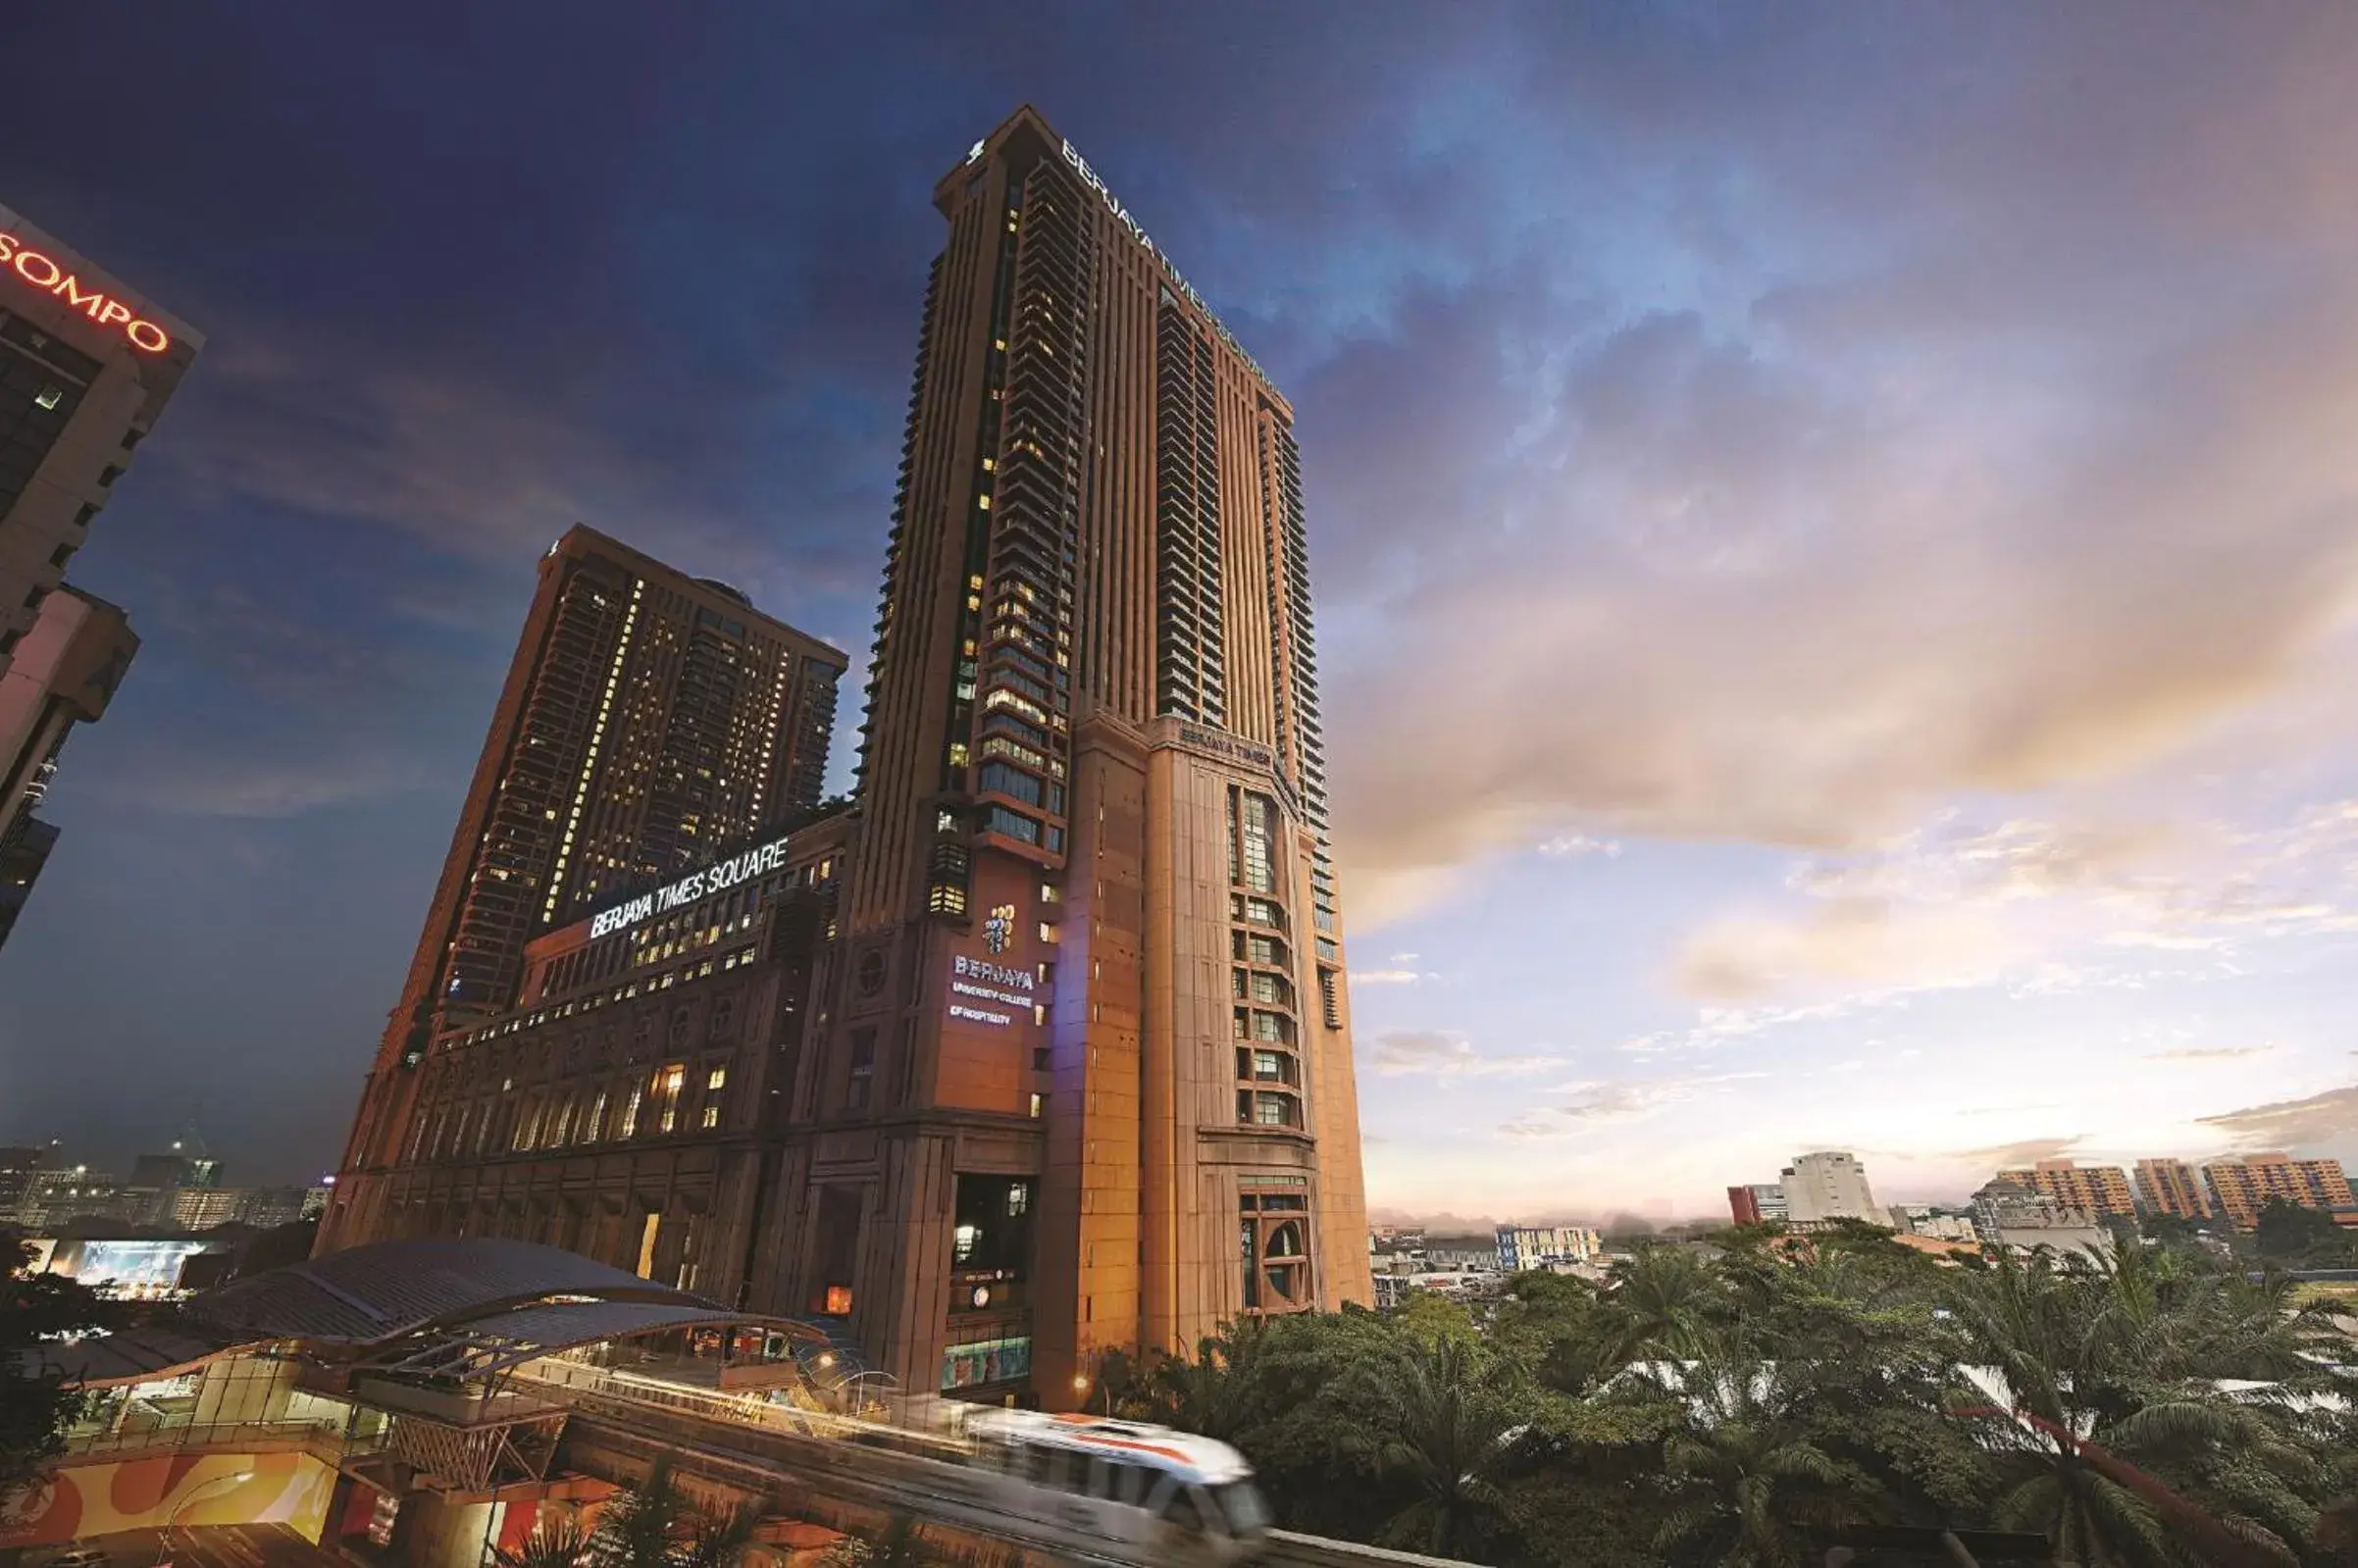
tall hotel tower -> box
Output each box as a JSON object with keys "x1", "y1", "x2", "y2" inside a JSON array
[
  {"x1": 322, "y1": 526, "x2": 847, "y2": 1250},
  {"x1": 801, "y1": 105, "x2": 1369, "y2": 1407}
]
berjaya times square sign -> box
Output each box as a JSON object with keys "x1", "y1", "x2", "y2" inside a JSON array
[{"x1": 589, "y1": 834, "x2": 797, "y2": 939}]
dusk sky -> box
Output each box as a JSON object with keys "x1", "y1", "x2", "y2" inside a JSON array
[{"x1": 6, "y1": 5, "x2": 2358, "y2": 1225}]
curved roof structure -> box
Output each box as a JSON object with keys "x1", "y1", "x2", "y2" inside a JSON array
[
  {"x1": 189, "y1": 1237, "x2": 701, "y2": 1344},
  {"x1": 26, "y1": 1238, "x2": 844, "y2": 1390}
]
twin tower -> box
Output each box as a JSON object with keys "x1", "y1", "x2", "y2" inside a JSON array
[{"x1": 321, "y1": 106, "x2": 1371, "y2": 1414}]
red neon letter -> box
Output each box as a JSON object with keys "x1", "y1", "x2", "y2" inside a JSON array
[
  {"x1": 14, "y1": 250, "x2": 61, "y2": 288},
  {"x1": 126, "y1": 319, "x2": 170, "y2": 353},
  {"x1": 97, "y1": 301, "x2": 132, "y2": 329}
]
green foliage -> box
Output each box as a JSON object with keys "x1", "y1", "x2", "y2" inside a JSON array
[
  {"x1": 816, "y1": 1512, "x2": 941, "y2": 1567},
  {"x1": 1129, "y1": 1241, "x2": 2358, "y2": 1566},
  {"x1": 494, "y1": 1520, "x2": 593, "y2": 1568},
  {"x1": 586, "y1": 1463, "x2": 759, "y2": 1568},
  {"x1": 2250, "y1": 1198, "x2": 2358, "y2": 1267},
  {"x1": 0, "y1": 1229, "x2": 113, "y2": 1511}
]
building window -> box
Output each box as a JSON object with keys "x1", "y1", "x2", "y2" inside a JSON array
[
  {"x1": 701, "y1": 1104, "x2": 721, "y2": 1130},
  {"x1": 1232, "y1": 790, "x2": 1278, "y2": 893},
  {"x1": 1253, "y1": 1092, "x2": 1299, "y2": 1128},
  {"x1": 1029, "y1": 1091, "x2": 1047, "y2": 1118},
  {"x1": 33, "y1": 385, "x2": 63, "y2": 410},
  {"x1": 978, "y1": 761, "x2": 1045, "y2": 806},
  {"x1": 982, "y1": 806, "x2": 1042, "y2": 844},
  {"x1": 847, "y1": 1028, "x2": 876, "y2": 1112}
]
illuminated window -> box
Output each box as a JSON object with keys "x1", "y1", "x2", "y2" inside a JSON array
[
  {"x1": 1029, "y1": 1092, "x2": 1047, "y2": 1118},
  {"x1": 33, "y1": 386, "x2": 63, "y2": 411},
  {"x1": 707, "y1": 1067, "x2": 727, "y2": 1090},
  {"x1": 701, "y1": 1104, "x2": 720, "y2": 1130}
]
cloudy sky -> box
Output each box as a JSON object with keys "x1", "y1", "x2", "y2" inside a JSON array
[{"x1": 6, "y1": 5, "x2": 2358, "y2": 1222}]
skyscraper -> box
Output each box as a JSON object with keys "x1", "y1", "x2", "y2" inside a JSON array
[
  {"x1": 322, "y1": 527, "x2": 847, "y2": 1249},
  {"x1": 778, "y1": 105, "x2": 1369, "y2": 1411},
  {"x1": 0, "y1": 205, "x2": 199, "y2": 940}
]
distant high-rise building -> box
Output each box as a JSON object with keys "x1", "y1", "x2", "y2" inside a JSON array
[
  {"x1": 1997, "y1": 1158, "x2": 2136, "y2": 1222},
  {"x1": 2131, "y1": 1157, "x2": 2213, "y2": 1221},
  {"x1": 1778, "y1": 1152, "x2": 1879, "y2": 1224},
  {"x1": 0, "y1": 1144, "x2": 41, "y2": 1218},
  {"x1": 2202, "y1": 1152, "x2": 2355, "y2": 1231},
  {"x1": 321, "y1": 527, "x2": 849, "y2": 1251},
  {"x1": 0, "y1": 206, "x2": 199, "y2": 942},
  {"x1": 1727, "y1": 1183, "x2": 1790, "y2": 1226}
]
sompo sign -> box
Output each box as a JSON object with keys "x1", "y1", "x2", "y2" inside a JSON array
[{"x1": 0, "y1": 232, "x2": 173, "y2": 353}]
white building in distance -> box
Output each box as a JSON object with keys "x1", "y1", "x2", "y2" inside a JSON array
[{"x1": 1780, "y1": 1151, "x2": 1881, "y2": 1224}]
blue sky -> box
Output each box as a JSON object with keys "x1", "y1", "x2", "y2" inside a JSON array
[{"x1": 5, "y1": 5, "x2": 2358, "y2": 1222}]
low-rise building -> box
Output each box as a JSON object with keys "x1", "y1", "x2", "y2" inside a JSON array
[
  {"x1": 1495, "y1": 1224, "x2": 1602, "y2": 1272},
  {"x1": 1969, "y1": 1178, "x2": 2112, "y2": 1262},
  {"x1": 1888, "y1": 1204, "x2": 1978, "y2": 1242},
  {"x1": 1727, "y1": 1184, "x2": 1788, "y2": 1226}
]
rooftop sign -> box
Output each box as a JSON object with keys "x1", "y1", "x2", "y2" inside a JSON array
[
  {"x1": 588, "y1": 833, "x2": 797, "y2": 940},
  {"x1": 0, "y1": 231, "x2": 173, "y2": 353},
  {"x1": 1054, "y1": 138, "x2": 1272, "y2": 389}
]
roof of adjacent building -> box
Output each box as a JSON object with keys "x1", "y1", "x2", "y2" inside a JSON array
[
  {"x1": 23, "y1": 1237, "x2": 841, "y2": 1389},
  {"x1": 189, "y1": 1237, "x2": 699, "y2": 1344}
]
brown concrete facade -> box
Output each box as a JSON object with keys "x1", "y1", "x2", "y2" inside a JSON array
[
  {"x1": 813, "y1": 105, "x2": 1370, "y2": 1415},
  {"x1": 342, "y1": 816, "x2": 852, "y2": 1306},
  {"x1": 324, "y1": 527, "x2": 848, "y2": 1254}
]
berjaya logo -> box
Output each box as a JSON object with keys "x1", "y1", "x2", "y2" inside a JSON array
[
  {"x1": 589, "y1": 834, "x2": 796, "y2": 939},
  {"x1": 952, "y1": 954, "x2": 1035, "y2": 992},
  {"x1": 0, "y1": 233, "x2": 173, "y2": 353},
  {"x1": 984, "y1": 902, "x2": 1015, "y2": 955}
]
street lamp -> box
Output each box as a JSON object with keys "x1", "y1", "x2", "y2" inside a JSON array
[{"x1": 154, "y1": 1470, "x2": 252, "y2": 1567}]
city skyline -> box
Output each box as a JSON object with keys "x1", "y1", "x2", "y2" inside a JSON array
[{"x1": 8, "y1": 8, "x2": 2358, "y2": 1220}]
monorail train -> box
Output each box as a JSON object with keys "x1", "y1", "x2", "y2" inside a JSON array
[{"x1": 960, "y1": 1409, "x2": 1271, "y2": 1564}]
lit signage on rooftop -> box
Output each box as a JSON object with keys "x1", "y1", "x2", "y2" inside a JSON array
[
  {"x1": 0, "y1": 233, "x2": 173, "y2": 353},
  {"x1": 1054, "y1": 138, "x2": 1271, "y2": 388},
  {"x1": 588, "y1": 833, "x2": 797, "y2": 940}
]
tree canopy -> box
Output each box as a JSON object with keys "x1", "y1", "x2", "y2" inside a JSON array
[{"x1": 1103, "y1": 1235, "x2": 2358, "y2": 1566}]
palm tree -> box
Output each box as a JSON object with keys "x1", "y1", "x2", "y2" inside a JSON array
[
  {"x1": 1610, "y1": 1243, "x2": 1723, "y2": 1362},
  {"x1": 495, "y1": 1520, "x2": 592, "y2": 1568},
  {"x1": 1941, "y1": 1248, "x2": 2327, "y2": 1566},
  {"x1": 1365, "y1": 1334, "x2": 1532, "y2": 1558},
  {"x1": 817, "y1": 1512, "x2": 937, "y2": 1567},
  {"x1": 1644, "y1": 1357, "x2": 1886, "y2": 1568},
  {"x1": 676, "y1": 1504, "x2": 761, "y2": 1568}
]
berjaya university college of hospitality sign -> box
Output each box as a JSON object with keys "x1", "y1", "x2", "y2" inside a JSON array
[{"x1": 947, "y1": 954, "x2": 1036, "y2": 1029}]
